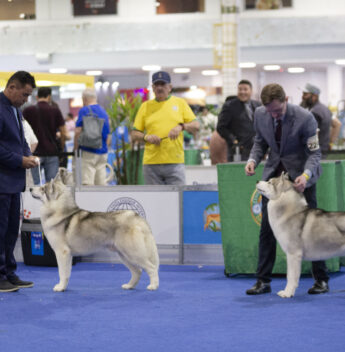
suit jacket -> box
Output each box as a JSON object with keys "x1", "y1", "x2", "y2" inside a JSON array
[
  {"x1": 0, "y1": 92, "x2": 31, "y2": 193},
  {"x1": 249, "y1": 103, "x2": 321, "y2": 186},
  {"x1": 217, "y1": 98, "x2": 261, "y2": 156}
]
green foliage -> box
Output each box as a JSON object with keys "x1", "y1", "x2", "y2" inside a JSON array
[
  {"x1": 106, "y1": 91, "x2": 143, "y2": 185},
  {"x1": 107, "y1": 91, "x2": 142, "y2": 132}
]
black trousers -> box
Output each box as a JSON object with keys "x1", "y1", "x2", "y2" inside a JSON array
[
  {"x1": 256, "y1": 184, "x2": 329, "y2": 283},
  {"x1": 0, "y1": 193, "x2": 20, "y2": 281}
]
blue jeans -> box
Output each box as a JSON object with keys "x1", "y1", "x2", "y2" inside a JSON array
[{"x1": 31, "y1": 156, "x2": 59, "y2": 185}]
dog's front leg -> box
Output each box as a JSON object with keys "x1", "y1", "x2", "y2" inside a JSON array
[
  {"x1": 278, "y1": 252, "x2": 302, "y2": 298},
  {"x1": 53, "y1": 247, "x2": 73, "y2": 292}
]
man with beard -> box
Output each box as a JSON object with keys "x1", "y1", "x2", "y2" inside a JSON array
[{"x1": 301, "y1": 83, "x2": 341, "y2": 159}]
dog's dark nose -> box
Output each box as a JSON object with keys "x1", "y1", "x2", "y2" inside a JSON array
[
  {"x1": 29, "y1": 187, "x2": 33, "y2": 192},
  {"x1": 256, "y1": 180, "x2": 259, "y2": 184}
]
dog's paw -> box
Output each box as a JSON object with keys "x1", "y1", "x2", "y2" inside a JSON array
[
  {"x1": 53, "y1": 284, "x2": 66, "y2": 292},
  {"x1": 122, "y1": 284, "x2": 134, "y2": 290},
  {"x1": 146, "y1": 284, "x2": 158, "y2": 291},
  {"x1": 277, "y1": 290, "x2": 294, "y2": 298}
]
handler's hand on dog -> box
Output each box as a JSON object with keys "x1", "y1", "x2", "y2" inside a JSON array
[
  {"x1": 22, "y1": 155, "x2": 39, "y2": 169},
  {"x1": 293, "y1": 175, "x2": 307, "y2": 193},
  {"x1": 245, "y1": 161, "x2": 256, "y2": 176}
]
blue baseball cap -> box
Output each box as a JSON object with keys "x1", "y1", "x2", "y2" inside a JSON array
[{"x1": 152, "y1": 71, "x2": 171, "y2": 84}]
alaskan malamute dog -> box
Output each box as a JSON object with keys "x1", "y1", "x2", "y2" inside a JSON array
[
  {"x1": 30, "y1": 169, "x2": 159, "y2": 292},
  {"x1": 256, "y1": 173, "x2": 345, "y2": 298}
]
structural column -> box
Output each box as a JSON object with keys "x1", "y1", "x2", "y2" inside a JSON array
[
  {"x1": 327, "y1": 64, "x2": 343, "y2": 110},
  {"x1": 214, "y1": 0, "x2": 241, "y2": 101}
]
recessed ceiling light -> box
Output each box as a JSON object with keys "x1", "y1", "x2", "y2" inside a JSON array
[
  {"x1": 173, "y1": 68, "x2": 191, "y2": 74},
  {"x1": 49, "y1": 68, "x2": 68, "y2": 74},
  {"x1": 287, "y1": 67, "x2": 305, "y2": 73},
  {"x1": 142, "y1": 65, "x2": 162, "y2": 71},
  {"x1": 263, "y1": 65, "x2": 281, "y2": 71},
  {"x1": 335, "y1": 59, "x2": 345, "y2": 65},
  {"x1": 201, "y1": 70, "x2": 219, "y2": 76},
  {"x1": 239, "y1": 62, "x2": 256, "y2": 68},
  {"x1": 36, "y1": 80, "x2": 54, "y2": 86},
  {"x1": 86, "y1": 70, "x2": 103, "y2": 76}
]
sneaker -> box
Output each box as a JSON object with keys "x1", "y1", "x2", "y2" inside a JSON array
[
  {"x1": 7, "y1": 275, "x2": 34, "y2": 288},
  {"x1": 0, "y1": 280, "x2": 19, "y2": 292}
]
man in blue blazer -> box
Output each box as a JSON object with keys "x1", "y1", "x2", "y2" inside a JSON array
[
  {"x1": 245, "y1": 83, "x2": 328, "y2": 295},
  {"x1": 0, "y1": 71, "x2": 38, "y2": 292}
]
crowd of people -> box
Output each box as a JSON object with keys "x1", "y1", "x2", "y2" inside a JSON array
[{"x1": 0, "y1": 69, "x2": 343, "y2": 292}]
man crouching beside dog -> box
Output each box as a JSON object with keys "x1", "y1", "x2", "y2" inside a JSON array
[
  {"x1": 0, "y1": 71, "x2": 39, "y2": 292},
  {"x1": 245, "y1": 83, "x2": 329, "y2": 296}
]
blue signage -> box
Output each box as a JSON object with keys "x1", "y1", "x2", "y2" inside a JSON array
[
  {"x1": 183, "y1": 191, "x2": 221, "y2": 244},
  {"x1": 31, "y1": 232, "x2": 44, "y2": 256}
]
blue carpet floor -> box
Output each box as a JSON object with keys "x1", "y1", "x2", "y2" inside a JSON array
[{"x1": 1, "y1": 263, "x2": 345, "y2": 352}]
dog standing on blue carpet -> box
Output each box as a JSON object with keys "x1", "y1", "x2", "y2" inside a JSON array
[
  {"x1": 256, "y1": 173, "x2": 345, "y2": 298},
  {"x1": 30, "y1": 168, "x2": 159, "y2": 292}
]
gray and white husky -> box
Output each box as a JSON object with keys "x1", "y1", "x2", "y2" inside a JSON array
[
  {"x1": 30, "y1": 169, "x2": 159, "y2": 292},
  {"x1": 256, "y1": 173, "x2": 345, "y2": 298}
]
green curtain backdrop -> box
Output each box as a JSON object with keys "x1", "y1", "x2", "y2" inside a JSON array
[{"x1": 218, "y1": 161, "x2": 344, "y2": 275}]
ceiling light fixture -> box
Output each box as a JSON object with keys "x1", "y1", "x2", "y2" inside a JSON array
[
  {"x1": 239, "y1": 62, "x2": 256, "y2": 68},
  {"x1": 201, "y1": 70, "x2": 219, "y2": 76},
  {"x1": 263, "y1": 65, "x2": 281, "y2": 71},
  {"x1": 287, "y1": 67, "x2": 305, "y2": 73},
  {"x1": 335, "y1": 59, "x2": 345, "y2": 65},
  {"x1": 173, "y1": 68, "x2": 191, "y2": 74},
  {"x1": 49, "y1": 68, "x2": 68, "y2": 74},
  {"x1": 86, "y1": 70, "x2": 103, "y2": 76},
  {"x1": 142, "y1": 65, "x2": 162, "y2": 71}
]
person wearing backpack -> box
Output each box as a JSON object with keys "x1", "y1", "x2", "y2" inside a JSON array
[{"x1": 74, "y1": 88, "x2": 111, "y2": 185}]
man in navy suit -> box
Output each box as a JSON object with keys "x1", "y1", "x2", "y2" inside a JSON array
[
  {"x1": 0, "y1": 71, "x2": 38, "y2": 292},
  {"x1": 245, "y1": 83, "x2": 329, "y2": 295}
]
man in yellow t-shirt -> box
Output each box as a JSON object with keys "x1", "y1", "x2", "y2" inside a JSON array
[{"x1": 132, "y1": 71, "x2": 199, "y2": 185}]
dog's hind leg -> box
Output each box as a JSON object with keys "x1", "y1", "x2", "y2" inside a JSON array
[
  {"x1": 143, "y1": 262, "x2": 159, "y2": 291},
  {"x1": 278, "y1": 252, "x2": 303, "y2": 298},
  {"x1": 53, "y1": 247, "x2": 73, "y2": 292},
  {"x1": 118, "y1": 254, "x2": 142, "y2": 290}
]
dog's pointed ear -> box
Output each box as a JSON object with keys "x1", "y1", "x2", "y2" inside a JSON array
[
  {"x1": 55, "y1": 167, "x2": 74, "y2": 186},
  {"x1": 283, "y1": 172, "x2": 289, "y2": 180}
]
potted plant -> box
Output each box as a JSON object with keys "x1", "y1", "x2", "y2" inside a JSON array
[{"x1": 107, "y1": 91, "x2": 143, "y2": 184}]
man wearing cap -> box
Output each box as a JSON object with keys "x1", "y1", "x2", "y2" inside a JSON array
[
  {"x1": 301, "y1": 83, "x2": 341, "y2": 159},
  {"x1": 131, "y1": 71, "x2": 199, "y2": 185}
]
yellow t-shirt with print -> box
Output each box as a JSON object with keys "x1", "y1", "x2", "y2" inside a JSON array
[{"x1": 133, "y1": 96, "x2": 196, "y2": 164}]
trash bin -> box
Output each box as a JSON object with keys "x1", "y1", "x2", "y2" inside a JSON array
[{"x1": 21, "y1": 219, "x2": 79, "y2": 267}]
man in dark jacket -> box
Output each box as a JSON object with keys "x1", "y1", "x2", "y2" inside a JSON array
[
  {"x1": 23, "y1": 87, "x2": 67, "y2": 184},
  {"x1": 0, "y1": 71, "x2": 38, "y2": 292},
  {"x1": 216, "y1": 80, "x2": 261, "y2": 161}
]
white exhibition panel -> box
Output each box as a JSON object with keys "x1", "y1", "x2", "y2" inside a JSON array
[
  {"x1": 185, "y1": 165, "x2": 217, "y2": 185},
  {"x1": 75, "y1": 190, "x2": 180, "y2": 246}
]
